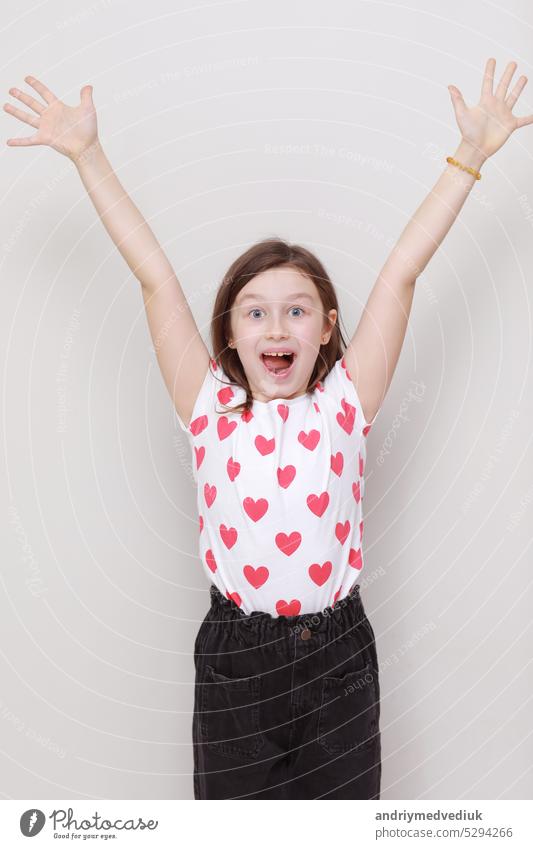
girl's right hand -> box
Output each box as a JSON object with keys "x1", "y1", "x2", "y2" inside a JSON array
[{"x1": 4, "y1": 75, "x2": 98, "y2": 162}]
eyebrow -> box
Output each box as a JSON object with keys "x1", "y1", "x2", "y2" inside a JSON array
[{"x1": 236, "y1": 292, "x2": 316, "y2": 305}]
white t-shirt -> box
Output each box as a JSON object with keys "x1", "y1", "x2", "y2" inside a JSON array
[{"x1": 175, "y1": 354, "x2": 379, "y2": 616}]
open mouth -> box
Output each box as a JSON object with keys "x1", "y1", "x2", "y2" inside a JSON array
[{"x1": 260, "y1": 352, "x2": 296, "y2": 379}]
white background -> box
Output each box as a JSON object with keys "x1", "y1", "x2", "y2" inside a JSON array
[{"x1": 1, "y1": 0, "x2": 532, "y2": 800}]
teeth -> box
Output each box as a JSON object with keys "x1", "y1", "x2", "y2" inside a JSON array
[{"x1": 263, "y1": 352, "x2": 293, "y2": 357}]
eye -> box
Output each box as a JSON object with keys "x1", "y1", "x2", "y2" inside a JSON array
[{"x1": 247, "y1": 306, "x2": 306, "y2": 319}]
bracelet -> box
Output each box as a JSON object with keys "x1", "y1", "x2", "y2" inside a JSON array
[{"x1": 446, "y1": 155, "x2": 482, "y2": 180}]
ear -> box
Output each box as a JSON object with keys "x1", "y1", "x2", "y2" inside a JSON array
[{"x1": 324, "y1": 308, "x2": 337, "y2": 334}]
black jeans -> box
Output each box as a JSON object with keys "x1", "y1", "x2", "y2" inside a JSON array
[{"x1": 192, "y1": 583, "x2": 381, "y2": 799}]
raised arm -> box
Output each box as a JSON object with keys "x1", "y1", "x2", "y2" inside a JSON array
[
  {"x1": 346, "y1": 58, "x2": 533, "y2": 425},
  {"x1": 4, "y1": 76, "x2": 210, "y2": 427}
]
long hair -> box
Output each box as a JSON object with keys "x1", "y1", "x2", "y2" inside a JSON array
[{"x1": 209, "y1": 236, "x2": 350, "y2": 415}]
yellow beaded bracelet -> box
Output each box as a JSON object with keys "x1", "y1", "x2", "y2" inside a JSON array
[{"x1": 446, "y1": 155, "x2": 482, "y2": 180}]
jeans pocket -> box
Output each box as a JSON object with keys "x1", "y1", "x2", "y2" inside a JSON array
[
  {"x1": 199, "y1": 664, "x2": 266, "y2": 762},
  {"x1": 317, "y1": 660, "x2": 379, "y2": 756}
]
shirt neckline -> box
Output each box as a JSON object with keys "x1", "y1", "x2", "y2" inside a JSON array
[
  {"x1": 251, "y1": 390, "x2": 312, "y2": 406},
  {"x1": 214, "y1": 362, "x2": 315, "y2": 408}
]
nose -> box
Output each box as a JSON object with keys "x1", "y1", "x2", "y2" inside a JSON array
[
  {"x1": 263, "y1": 309, "x2": 293, "y2": 344},
  {"x1": 266, "y1": 331, "x2": 290, "y2": 340},
  {"x1": 265, "y1": 321, "x2": 291, "y2": 339}
]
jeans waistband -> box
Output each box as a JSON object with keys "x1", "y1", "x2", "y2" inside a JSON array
[{"x1": 207, "y1": 582, "x2": 366, "y2": 638}]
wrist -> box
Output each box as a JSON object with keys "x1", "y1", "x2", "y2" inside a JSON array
[
  {"x1": 70, "y1": 137, "x2": 103, "y2": 169},
  {"x1": 455, "y1": 138, "x2": 488, "y2": 171}
]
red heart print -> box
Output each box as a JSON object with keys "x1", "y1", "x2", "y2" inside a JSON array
[
  {"x1": 308, "y1": 561, "x2": 332, "y2": 586},
  {"x1": 313, "y1": 402, "x2": 320, "y2": 413},
  {"x1": 210, "y1": 357, "x2": 218, "y2": 370},
  {"x1": 349, "y1": 548, "x2": 362, "y2": 570},
  {"x1": 298, "y1": 429, "x2": 320, "y2": 451},
  {"x1": 277, "y1": 465, "x2": 296, "y2": 488},
  {"x1": 306, "y1": 491, "x2": 329, "y2": 517},
  {"x1": 204, "y1": 483, "x2": 217, "y2": 508},
  {"x1": 255, "y1": 434, "x2": 275, "y2": 455},
  {"x1": 243, "y1": 565, "x2": 269, "y2": 588},
  {"x1": 336, "y1": 399, "x2": 355, "y2": 435},
  {"x1": 333, "y1": 587, "x2": 341, "y2": 604},
  {"x1": 217, "y1": 416, "x2": 237, "y2": 440},
  {"x1": 242, "y1": 409, "x2": 254, "y2": 422},
  {"x1": 220, "y1": 524, "x2": 237, "y2": 549},
  {"x1": 227, "y1": 457, "x2": 241, "y2": 481},
  {"x1": 227, "y1": 591, "x2": 242, "y2": 607},
  {"x1": 277, "y1": 404, "x2": 289, "y2": 422},
  {"x1": 205, "y1": 549, "x2": 217, "y2": 573},
  {"x1": 194, "y1": 445, "x2": 205, "y2": 469},
  {"x1": 330, "y1": 452, "x2": 343, "y2": 476},
  {"x1": 218, "y1": 386, "x2": 234, "y2": 405},
  {"x1": 316, "y1": 380, "x2": 324, "y2": 393},
  {"x1": 190, "y1": 414, "x2": 208, "y2": 436},
  {"x1": 359, "y1": 453, "x2": 364, "y2": 476},
  {"x1": 243, "y1": 497, "x2": 269, "y2": 522},
  {"x1": 352, "y1": 481, "x2": 361, "y2": 503},
  {"x1": 199, "y1": 515, "x2": 203, "y2": 533},
  {"x1": 335, "y1": 520, "x2": 350, "y2": 545},
  {"x1": 360, "y1": 520, "x2": 364, "y2": 539},
  {"x1": 363, "y1": 424, "x2": 372, "y2": 437},
  {"x1": 275, "y1": 531, "x2": 302, "y2": 556},
  {"x1": 276, "y1": 599, "x2": 301, "y2": 616}
]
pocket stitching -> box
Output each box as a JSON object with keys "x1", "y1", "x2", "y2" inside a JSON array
[
  {"x1": 199, "y1": 665, "x2": 266, "y2": 762},
  {"x1": 317, "y1": 660, "x2": 379, "y2": 755}
]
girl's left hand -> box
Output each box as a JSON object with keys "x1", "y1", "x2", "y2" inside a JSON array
[{"x1": 448, "y1": 57, "x2": 533, "y2": 159}]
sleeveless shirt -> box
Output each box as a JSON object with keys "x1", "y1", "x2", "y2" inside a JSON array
[{"x1": 175, "y1": 354, "x2": 379, "y2": 616}]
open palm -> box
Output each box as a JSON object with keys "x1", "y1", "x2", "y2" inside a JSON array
[
  {"x1": 4, "y1": 75, "x2": 97, "y2": 160},
  {"x1": 449, "y1": 58, "x2": 533, "y2": 159}
]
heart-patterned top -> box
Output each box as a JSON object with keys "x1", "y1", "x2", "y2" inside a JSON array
[{"x1": 175, "y1": 355, "x2": 379, "y2": 616}]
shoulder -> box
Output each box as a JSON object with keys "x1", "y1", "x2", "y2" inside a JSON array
[
  {"x1": 175, "y1": 357, "x2": 239, "y2": 433},
  {"x1": 322, "y1": 356, "x2": 377, "y2": 432}
]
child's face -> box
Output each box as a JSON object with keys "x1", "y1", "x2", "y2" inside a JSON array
[{"x1": 228, "y1": 267, "x2": 337, "y2": 402}]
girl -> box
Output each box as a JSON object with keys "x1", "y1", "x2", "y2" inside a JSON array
[{"x1": 4, "y1": 58, "x2": 532, "y2": 800}]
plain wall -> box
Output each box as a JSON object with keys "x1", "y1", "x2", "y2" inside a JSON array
[{"x1": 1, "y1": 0, "x2": 532, "y2": 799}]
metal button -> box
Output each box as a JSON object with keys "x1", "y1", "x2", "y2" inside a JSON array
[{"x1": 300, "y1": 628, "x2": 312, "y2": 640}]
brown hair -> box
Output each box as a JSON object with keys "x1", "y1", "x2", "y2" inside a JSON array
[{"x1": 209, "y1": 236, "x2": 350, "y2": 416}]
